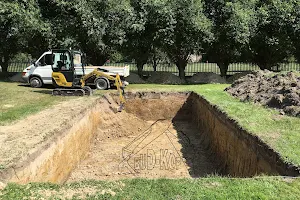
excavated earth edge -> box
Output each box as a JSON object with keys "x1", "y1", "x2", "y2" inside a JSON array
[
  {"x1": 187, "y1": 92, "x2": 300, "y2": 177},
  {"x1": 1, "y1": 91, "x2": 299, "y2": 187},
  {"x1": 0, "y1": 99, "x2": 102, "y2": 185}
]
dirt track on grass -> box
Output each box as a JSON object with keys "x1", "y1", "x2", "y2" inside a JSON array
[{"x1": 0, "y1": 97, "x2": 98, "y2": 168}]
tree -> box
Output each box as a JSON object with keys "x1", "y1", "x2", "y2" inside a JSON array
[
  {"x1": 122, "y1": 0, "x2": 175, "y2": 76},
  {"x1": 249, "y1": 0, "x2": 294, "y2": 70},
  {"x1": 165, "y1": 0, "x2": 213, "y2": 79},
  {"x1": 73, "y1": 0, "x2": 131, "y2": 65},
  {"x1": 38, "y1": 0, "x2": 129, "y2": 65},
  {"x1": 204, "y1": 0, "x2": 257, "y2": 77},
  {"x1": 289, "y1": 0, "x2": 300, "y2": 62},
  {"x1": 37, "y1": 0, "x2": 78, "y2": 50},
  {"x1": 0, "y1": 0, "x2": 49, "y2": 72}
]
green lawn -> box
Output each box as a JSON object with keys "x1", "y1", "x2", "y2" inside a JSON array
[
  {"x1": 0, "y1": 82, "x2": 64, "y2": 125},
  {"x1": 1, "y1": 177, "x2": 300, "y2": 199}
]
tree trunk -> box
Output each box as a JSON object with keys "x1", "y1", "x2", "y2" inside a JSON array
[
  {"x1": 178, "y1": 65, "x2": 186, "y2": 80},
  {"x1": 175, "y1": 58, "x2": 187, "y2": 80},
  {"x1": 257, "y1": 62, "x2": 273, "y2": 71},
  {"x1": 217, "y1": 62, "x2": 229, "y2": 77},
  {"x1": 153, "y1": 59, "x2": 157, "y2": 72},
  {"x1": 1, "y1": 62, "x2": 8, "y2": 73},
  {"x1": 152, "y1": 52, "x2": 157, "y2": 72},
  {"x1": 137, "y1": 61, "x2": 145, "y2": 77},
  {"x1": 0, "y1": 56, "x2": 9, "y2": 73}
]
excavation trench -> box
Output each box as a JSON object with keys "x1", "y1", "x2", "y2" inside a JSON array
[
  {"x1": 68, "y1": 91, "x2": 300, "y2": 181},
  {"x1": 2, "y1": 92, "x2": 299, "y2": 185}
]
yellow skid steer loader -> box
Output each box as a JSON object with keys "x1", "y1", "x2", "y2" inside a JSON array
[{"x1": 48, "y1": 49, "x2": 125, "y2": 111}]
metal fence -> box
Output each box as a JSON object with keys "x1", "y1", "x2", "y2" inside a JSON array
[
  {"x1": 0, "y1": 61, "x2": 32, "y2": 72},
  {"x1": 104, "y1": 62, "x2": 300, "y2": 76},
  {"x1": 2, "y1": 61, "x2": 300, "y2": 76}
]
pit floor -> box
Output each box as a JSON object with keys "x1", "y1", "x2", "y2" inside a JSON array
[{"x1": 67, "y1": 94, "x2": 219, "y2": 182}]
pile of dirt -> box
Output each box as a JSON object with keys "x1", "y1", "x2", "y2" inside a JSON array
[
  {"x1": 225, "y1": 70, "x2": 300, "y2": 117},
  {"x1": 125, "y1": 73, "x2": 146, "y2": 84},
  {"x1": 226, "y1": 71, "x2": 254, "y2": 83},
  {"x1": 188, "y1": 72, "x2": 226, "y2": 84},
  {"x1": 147, "y1": 72, "x2": 185, "y2": 84},
  {"x1": 9, "y1": 73, "x2": 26, "y2": 83}
]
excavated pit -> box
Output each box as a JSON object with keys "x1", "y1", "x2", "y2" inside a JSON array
[
  {"x1": 67, "y1": 92, "x2": 299, "y2": 182},
  {"x1": 68, "y1": 92, "x2": 220, "y2": 181},
  {"x1": 2, "y1": 92, "x2": 299, "y2": 186}
]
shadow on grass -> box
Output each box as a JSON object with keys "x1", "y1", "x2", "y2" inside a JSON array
[
  {"x1": 32, "y1": 90, "x2": 53, "y2": 95},
  {"x1": 17, "y1": 84, "x2": 55, "y2": 89}
]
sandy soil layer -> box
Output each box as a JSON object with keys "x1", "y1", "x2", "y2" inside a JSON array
[{"x1": 0, "y1": 97, "x2": 98, "y2": 168}]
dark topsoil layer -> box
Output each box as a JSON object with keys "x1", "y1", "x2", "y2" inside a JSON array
[{"x1": 225, "y1": 70, "x2": 300, "y2": 117}]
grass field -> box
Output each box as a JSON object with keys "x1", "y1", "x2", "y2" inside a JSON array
[
  {"x1": 1, "y1": 82, "x2": 300, "y2": 199},
  {"x1": 0, "y1": 82, "x2": 64, "y2": 125},
  {"x1": 1, "y1": 177, "x2": 300, "y2": 199}
]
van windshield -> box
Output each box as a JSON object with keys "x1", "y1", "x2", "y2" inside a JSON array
[{"x1": 73, "y1": 54, "x2": 82, "y2": 67}]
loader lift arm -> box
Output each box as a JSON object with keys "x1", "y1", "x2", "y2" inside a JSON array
[{"x1": 81, "y1": 69, "x2": 126, "y2": 107}]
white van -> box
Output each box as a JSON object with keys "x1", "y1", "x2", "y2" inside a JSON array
[{"x1": 22, "y1": 51, "x2": 130, "y2": 88}]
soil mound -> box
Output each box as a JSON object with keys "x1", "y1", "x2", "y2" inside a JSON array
[
  {"x1": 125, "y1": 73, "x2": 146, "y2": 84},
  {"x1": 8, "y1": 73, "x2": 26, "y2": 83},
  {"x1": 147, "y1": 72, "x2": 185, "y2": 84},
  {"x1": 225, "y1": 70, "x2": 300, "y2": 117},
  {"x1": 227, "y1": 71, "x2": 254, "y2": 83},
  {"x1": 188, "y1": 72, "x2": 226, "y2": 84}
]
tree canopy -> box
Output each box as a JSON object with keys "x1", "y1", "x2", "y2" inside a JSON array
[
  {"x1": 165, "y1": 0, "x2": 213, "y2": 79},
  {"x1": 204, "y1": 0, "x2": 258, "y2": 76},
  {"x1": 1, "y1": 0, "x2": 300, "y2": 76},
  {"x1": 0, "y1": 0, "x2": 48, "y2": 72},
  {"x1": 249, "y1": 0, "x2": 294, "y2": 70}
]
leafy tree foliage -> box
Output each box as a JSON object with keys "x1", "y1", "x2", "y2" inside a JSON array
[
  {"x1": 121, "y1": 0, "x2": 175, "y2": 76},
  {"x1": 0, "y1": 0, "x2": 48, "y2": 72},
  {"x1": 0, "y1": 0, "x2": 299, "y2": 77},
  {"x1": 289, "y1": 0, "x2": 300, "y2": 62},
  {"x1": 249, "y1": 0, "x2": 294, "y2": 70},
  {"x1": 204, "y1": 0, "x2": 257, "y2": 76},
  {"x1": 73, "y1": 0, "x2": 131, "y2": 65},
  {"x1": 166, "y1": 0, "x2": 213, "y2": 79},
  {"x1": 38, "y1": 0, "x2": 129, "y2": 65}
]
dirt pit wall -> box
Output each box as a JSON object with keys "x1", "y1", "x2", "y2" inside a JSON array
[
  {"x1": 186, "y1": 92, "x2": 300, "y2": 177},
  {"x1": 110, "y1": 91, "x2": 300, "y2": 177}
]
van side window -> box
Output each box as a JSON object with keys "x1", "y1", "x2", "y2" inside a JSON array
[
  {"x1": 37, "y1": 54, "x2": 53, "y2": 66},
  {"x1": 37, "y1": 56, "x2": 46, "y2": 66}
]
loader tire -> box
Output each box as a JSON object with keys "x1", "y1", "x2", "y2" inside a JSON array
[
  {"x1": 83, "y1": 86, "x2": 93, "y2": 96},
  {"x1": 95, "y1": 78, "x2": 108, "y2": 90}
]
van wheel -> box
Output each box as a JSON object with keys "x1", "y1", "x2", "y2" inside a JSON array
[
  {"x1": 95, "y1": 78, "x2": 108, "y2": 90},
  {"x1": 30, "y1": 77, "x2": 43, "y2": 88}
]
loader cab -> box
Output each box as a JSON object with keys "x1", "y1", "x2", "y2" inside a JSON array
[{"x1": 51, "y1": 49, "x2": 85, "y2": 87}]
